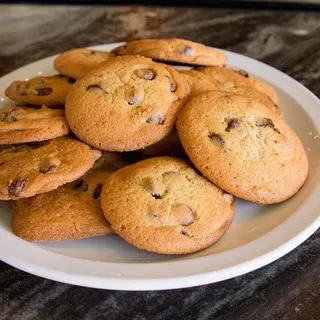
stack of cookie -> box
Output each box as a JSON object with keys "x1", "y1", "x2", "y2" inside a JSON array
[{"x1": 1, "y1": 38, "x2": 308, "y2": 255}]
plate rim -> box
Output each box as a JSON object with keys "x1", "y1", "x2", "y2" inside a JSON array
[{"x1": 0, "y1": 43, "x2": 319, "y2": 291}]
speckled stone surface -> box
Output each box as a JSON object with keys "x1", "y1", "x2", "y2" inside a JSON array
[{"x1": 0, "y1": 5, "x2": 319, "y2": 320}]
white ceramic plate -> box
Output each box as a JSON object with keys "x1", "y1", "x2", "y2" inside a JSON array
[{"x1": 0, "y1": 43, "x2": 319, "y2": 291}]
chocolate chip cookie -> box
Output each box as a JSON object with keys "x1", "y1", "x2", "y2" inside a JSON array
[
  {"x1": 54, "y1": 48, "x2": 116, "y2": 79},
  {"x1": 112, "y1": 38, "x2": 226, "y2": 66},
  {"x1": 179, "y1": 69, "x2": 220, "y2": 97},
  {"x1": 0, "y1": 105, "x2": 70, "y2": 144},
  {"x1": 0, "y1": 136, "x2": 101, "y2": 200},
  {"x1": 177, "y1": 91, "x2": 308, "y2": 204},
  {"x1": 12, "y1": 152, "x2": 130, "y2": 242},
  {"x1": 101, "y1": 157, "x2": 235, "y2": 255},
  {"x1": 66, "y1": 55, "x2": 190, "y2": 151},
  {"x1": 196, "y1": 66, "x2": 279, "y2": 106},
  {"x1": 12, "y1": 170, "x2": 113, "y2": 241},
  {"x1": 5, "y1": 75, "x2": 75, "y2": 108}
]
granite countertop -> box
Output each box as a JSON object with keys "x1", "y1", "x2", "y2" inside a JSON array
[{"x1": 0, "y1": 5, "x2": 319, "y2": 320}]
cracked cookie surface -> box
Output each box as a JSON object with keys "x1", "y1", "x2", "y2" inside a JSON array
[
  {"x1": 0, "y1": 105, "x2": 70, "y2": 144},
  {"x1": 112, "y1": 38, "x2": 226, "y2": 66},
  {"x1": 101, "y1": 156, "x2": 235, "y2": 255},
  {"x1": 54, "y1": 48, "x2": 116, "y2": 79},
  {"x1": 5, "y1": 75, "x2": 75, "y2": 108},
  {"x1": 177, "y1": 91, "x2": 308, "y2": 204},
  {"x1": 0, "y1": 136, "x2": 101, "y2": 200},
  {"x1": 12, "y1": 152, "x2": 131, "y2": 241},
  {"x1": 65, "y1": 55, "x2": 190, "y2": 151}
]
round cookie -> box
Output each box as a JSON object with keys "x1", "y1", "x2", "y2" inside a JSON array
[
  {"x1": 54, "y1": 48, "x2": 116, "y2": 79},
  {"x1": 0, "y1": 105, "x2": 70, "y2": 145},
  {"x1": 179, "y1": 69, "x2": 220, "y2": 97},
  {"x1": 228, "y1": 86, "x2": 281, "y2": 116},
  {"x1": 66, "y1": 55, "x2": 190, "y2": 151},
  {"x1": 195, "y1": 66, "x2": 279, "y2": 106},
  {"x1": 177, "y1": 91, "x2": 309, "y2": 204},
  {"x1": 101, "y1": 157, "x2": 235, "y2": 255},
  {"x1": 5, "y1": 75, "x2": 75, "y2": 108},
  {"x1": 12, "y1": 170, "x2": 113, "y2": 242},
  {"x1": 112, "y1": 38, "x2": 226, "y2": 66},
  {"x1": 0, "y1": 136, "x2": 101, "y2": 200},
  {"x1": 11, "y1": 152, "x2": 131, "y2": 242}
]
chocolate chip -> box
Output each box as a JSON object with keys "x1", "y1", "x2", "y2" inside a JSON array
[
  {"x1": 180, "y1": 46, "x2": 193, "y2": 56},
  {"x1": 208, "y1": 133, "x2": 225, "y2": 146},
  {"x1": 256, "y1": 117, "x2": 281, "y2": 134},
  {"x1": 35, "y1": 87, "x2": 53, "y2": 96},
  {"x1": 225, "y1": 118, "x2": 240, "y2": 132},
  {"x1": 151, "y1": 193, "x2": 161, "y2": 199},
  {"x1": 127, "y1": 95, "x2": 142, "y2": 105},
  {"x1": 90, "y1": 50, "x2": 97, "y2": 55},
  {"x1": 16, "y1": 85, "x2": 28, "y2": 96},
  {"x1": 93, "y1": 183, "x2": 103, "y2": 199},
  {"x1": 172, "y1": 203, "x2": 194, "y2": 226},
  {"x1": 39, "y1": 158, "x2": 61, "y2": 174},
  {"x1": 8, "y1": 178, "x2": 26, "y2": 198},
  {"x1": 72, "y1": 180, "x2": 88, "y2": 192},
  {"x1": 135, "y1": 68, "x2": 155, "y2": 80},
  {"x1": 274, "y1": 128, "x2": 281, "y2": 134},
  {"x1": 67, "y1": 78, "x2": 76, "y2": 84},
  {"x1": 0, "y1": 111, "x2": 17, "y2": 123},
  {"x1": 237, "y1": 69, "x2": 249, "y2": 78},
  {"x1": 166, "y1": 76, "x2": 176, "y2": 92},
  {"x1": 180, "y1": 230, "x2": 191, "y2": 237},
  {"x1": 146, "y1": 113, "x2": 165, "y2": 125},
  {"x1": 86, "y1": 84, "x2": 108, "y2": 94}
]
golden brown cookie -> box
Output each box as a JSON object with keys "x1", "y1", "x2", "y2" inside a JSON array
[
  {"x1": 11, "y1": 152, "x2": 131, "y2": 242},
  {"x1": 5, "y1": 75, "x2": 75, "y2": 108},
  {"x1": 54, "y1": 48, "x2": 116, "y2": 79},
  {"x1": 228, "y1": 86, "x2": 281, "y2": 116},
  {"x1": 0, "y1": 105, "x2": 70, "y2": 145},
  {"x1": 196, "y1": 66, "x2": 279, "y2": 106},
  {"x1": 0, "y1": 137, "x2": 101, "y2": 200},
  {"x1": 101, "y1": 157, "x2": 235, "y2": 255},
  {"x1": 179, "y1": 69, "x2": 220, "y2": 97},
  {"x1": 177, "y1": 91, "x2": 308, "y2": 204},
  {"x1": 12, "y1": 170, "x2": 113, "y2": 242},
  {"x1": 66, "y1": 55, "x2": 190, "y2": 151},
  {"x1": 112, "y1": 38, "x2": 226, "y2": 66}
]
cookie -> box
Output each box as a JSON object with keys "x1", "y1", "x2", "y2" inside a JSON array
[
  {"x1": 133, "y1": 130, "x2": 186, "y2": 160},
  {"x1": 0, "y1": 105, "x2": 70, "y2": 145},
  {"x1": 112, "y1": 38, "x2": 226, "y2": 66},
  {"x1": 177, "y1": 91, "x2": 308, "y2": 204},
  {"x1": 101, "y1": 157, "x2": 235, "y2": 255},
  {"x1": 11, "y1": 152, "x2": 131, "y2": 242},
  {"x1": 66, "y1": 55, "x2": 190, "y2": 151},
  {"x1": 228, "y1": 86, "x2": 281, "y2": 116},
  {"x1": 54, "y1": 48, "x2": 116, "y2": 79},
  {"x1": 5, "y1": 75, "x2": 75, "y2": 108},
  {"x1": 12, "y1": 170, "x2": 113, "y2": 242},
  {"x1": 0, "y1": 136, "x2": 101, "y2": 200},
  {"x1": 179, "y1": 69, "x2": 220, "y2": 97},
  {"x1": 196, "y1": 66, "x2": 279, "y2": 106}
]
